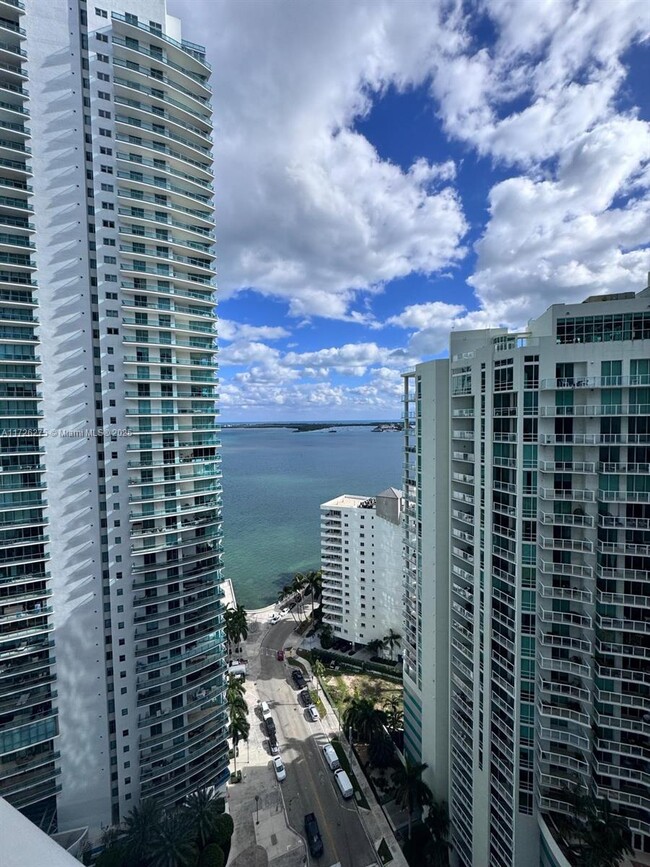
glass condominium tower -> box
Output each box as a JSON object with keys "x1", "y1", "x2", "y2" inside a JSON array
[
  {"x1": 403, "y1": 284, "x2": 650, "y2": 866},
  {"x1": 0, "y1": 0, "x2": 227, "y2": 837}
]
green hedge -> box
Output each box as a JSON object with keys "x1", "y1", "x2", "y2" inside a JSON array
[{"x1": 305, "y1": 648, "x2": 402, "y2": 681}]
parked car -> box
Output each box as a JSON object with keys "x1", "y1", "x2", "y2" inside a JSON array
[
  {"x1": 291, "y1": 668, "x2": 306, "y2": 688},
  {"x1": 322, "y1": 743, "x2": 340, "y2": 771},
  {"x1": 272, "y1": 755, "x2": 286, "y2": 781},
  {"x1": 264, "y1": 717, "x2": 276, "y2": 737},
  {"x1": 268, "y1": 732, "x2": 279, "y2": 754},
  {"x1": 299, "y1": 688, "x2": 311, "y2": 706},
  {"x1": 333, "y1": 768, "x2": 354, "y2": 799},
  {"x1": 304, "y1": 812, "x2": 324, "y2": 858},
  {"x1": 280, "y1": 607, "x2": 290, "y2": 616},
  {"x1": 260, "y1": 700, "x2": 272, "y2": 720},
  {"x1": 276, "y1": 649, "x2": 285, "y2": 661},
  {"x1": 270, "y1": 613, "x2": 280, "y2": 624},
  {"x1": 307, "y1": 704, "x2": 319, "y2": 722}
]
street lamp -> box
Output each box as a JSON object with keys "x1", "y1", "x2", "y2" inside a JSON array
[{"x1": 255, "y1": 794, "x2": 259, "y2": 825}]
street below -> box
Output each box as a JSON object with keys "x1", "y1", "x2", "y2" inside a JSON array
[{"x1": 256, "y1": 620, "x2": 377, "y2": 867}]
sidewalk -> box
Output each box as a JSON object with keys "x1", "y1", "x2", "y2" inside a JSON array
[{"x1": 226, "y1": 610, "x2": 306, "y2": 867}]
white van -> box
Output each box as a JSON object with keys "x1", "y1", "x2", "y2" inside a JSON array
[
  {"x1": 333, "y1": 768, "x2": 354, "y2": 799},
  {"x1": 322, "y1": 743, "x2": 340, "y2": 771},
  {"x1": 260, "y1": 700, "x2": 271, "y2": 720}
]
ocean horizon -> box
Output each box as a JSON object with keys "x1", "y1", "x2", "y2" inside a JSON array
[{"x1": 220, "y1": 424, "x2": 403, "y2": 609}]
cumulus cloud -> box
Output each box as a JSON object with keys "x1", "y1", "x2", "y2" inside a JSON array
[
  {"x1": 170, "y1": 0, "x2": 468, "y2": 321},
  {"x1": 169, "y1": 0, "x2": 650, "y2": 418},
  {"x1": 217, "y1": 336, "x2": 415, "y2": 418},
  {"x1": 217, "y1": 319, "x2": 290, "y2": 343},
  {"x1": 471, "y1": 117, "x2": 650, "y2": 324}
]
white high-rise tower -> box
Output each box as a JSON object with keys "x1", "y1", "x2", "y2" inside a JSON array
[
  {"x1": 0, "y1": 0, "x2": 227, "y2": 837},
  {"x1": 404, "y1": 285, "x2": 650, "y2": 866}
]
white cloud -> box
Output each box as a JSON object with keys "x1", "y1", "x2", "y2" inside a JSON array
[
  {"x1": 217, "y1": 319, "x2": 290, "y2": 343},
  {"x1": 385, "y1": 301, "x2": 500, "y2": 354},
  {"x1": 169, "y1": 0, "x2": 650, "y2": 419},
  {"x1": 170, "y1": 0, "x2": 468, "y2": 321},
  {"x1": 429, "y1": 0, "x2": 650, "y2": 168},
  {"x1": 471, "y1": 117, "x2": 650, "y2": 324}
]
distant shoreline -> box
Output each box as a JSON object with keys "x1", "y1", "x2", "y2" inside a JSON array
[{"x1": 221, "y1": 420, "x2": 402, "y2": 433}]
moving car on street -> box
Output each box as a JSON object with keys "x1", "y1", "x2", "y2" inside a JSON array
[{"x1": 304, "y1": 812, "x2": 324, "y2": 858}]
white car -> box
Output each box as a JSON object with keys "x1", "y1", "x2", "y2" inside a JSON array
[
  {"x1": 272, "y1": 755, "x2": 286, "y2": 781},
  {"x1": 269, "y1": 613, "x2": 280, "y2": 624},
  {"x1": 280, "y1": 607, "x2": 290, "y2": 616},
  {"x1": 307, "y1": 704, "x2": 319, "y2": 722}
]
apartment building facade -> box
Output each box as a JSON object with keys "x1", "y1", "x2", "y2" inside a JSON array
[
  {"x1": 0, "y1": 0, "x2": 227, "y2": 837},
  {"x1": 321, "y1": 488, "x2": 404, "y2": 648},
  {"x1": 403, "y1": 285, "x2": 650, "y2": 866}
]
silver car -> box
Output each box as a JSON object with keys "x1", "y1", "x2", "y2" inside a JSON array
[{"x1": 272, "y1": 755, "x2": 286, "y2": 781}]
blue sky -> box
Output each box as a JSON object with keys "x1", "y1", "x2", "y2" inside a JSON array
[{"x1": 170, "y1": 0, "x2": 650, "y2": 422}]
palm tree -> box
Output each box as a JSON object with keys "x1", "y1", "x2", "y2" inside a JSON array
[
  {"x1": 123, "y1": 798, "x2": 162, "y2": 865},
  {"x1": 230, "y1": 711, "x2": 250, "y2": 776},
  {"x1": 148, "y1": 809, "x2": 197, "y2": 867},
  {"x1": 559, "y1": 787, "x2": 633, "y2": 867},
  {"x1": 303, "y1": 570, "x2": 322, "y2": 619},
  {"x1": 228, "y1": 692, "x2": 248, "y2": 716},
  {"x1": 343, "y1": 694, "x2": 385, "y2": 743},
  {"x1": 312, "y1": 658, "x2": 325, "y2": 696},
  {"x1": 383, "y1": 628, "x2": 401, "y2": 661},
  {"x1": 224, "y1": 605, "x2": 248, "y2": 659},
  {"x1": 579, "y1": 796, "x2": 633, "y2": 867},
  {"x1": 290, "y1": 572, "x2": 307, "y2": 620},
  {"x1": 184, "y1": 788, "x2": 221, "y2": 850},
  {"x1": 425, "y1": 800, "x2": 451, "y2": 867},
  {"x1": 319, "y1": 622, "x2": 334, "y2": 649},
  {"x1": 383, "y1": 695, "x2": 403, "y2": 735},
  {"x1": 225, "y1": 674, "x2": 245, "y2": 706},
  {"x1": 393, "y1": 758, "x2": 432, "y2": 840},
  {"x1": 366, "y1": 637, "x2": 386, "y2": 658}
]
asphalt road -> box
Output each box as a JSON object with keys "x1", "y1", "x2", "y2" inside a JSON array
[{"x1": 255, "y1": 619, "x2": 376, "y2": 867}]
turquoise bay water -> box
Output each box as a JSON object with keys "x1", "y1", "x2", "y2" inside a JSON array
[{"x1": 220, "y1": 425, "x2": 403, "y2": 609}]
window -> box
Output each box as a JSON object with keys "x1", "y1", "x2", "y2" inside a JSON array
[
  {"x1": 97, "y1": 53, "x2": 109, "y2": 63},
  {"x1": 99, "y1": 109, "x2": 111, "y2": 119},
  {"x1": 100, "y1": 146, "x2": 112, "y2": 155},
  {"x1": 104, "y1": 255, "x2": 116, "y2": 263},
  {"x1": 96, "y1": 33, "x2": 108, "y2": 42},
  {"x1": 102, "y1": 220, "x2": 115, "y2": 228},
  {"x1": 102, "y1": 201, "x2": 114, "y2": 210},
  {"x1": 98, "y1": 91, "x2": 111, "y2": 100},
  {"x1": 98, "y1": 72, "x2": 110, "y2": 81},
  {"x1": 99, "y1": 128, "x2": 112, "y2": 137},
  {"x1": 95, "y1": 7, "x2": 108, "y2": 17}
]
